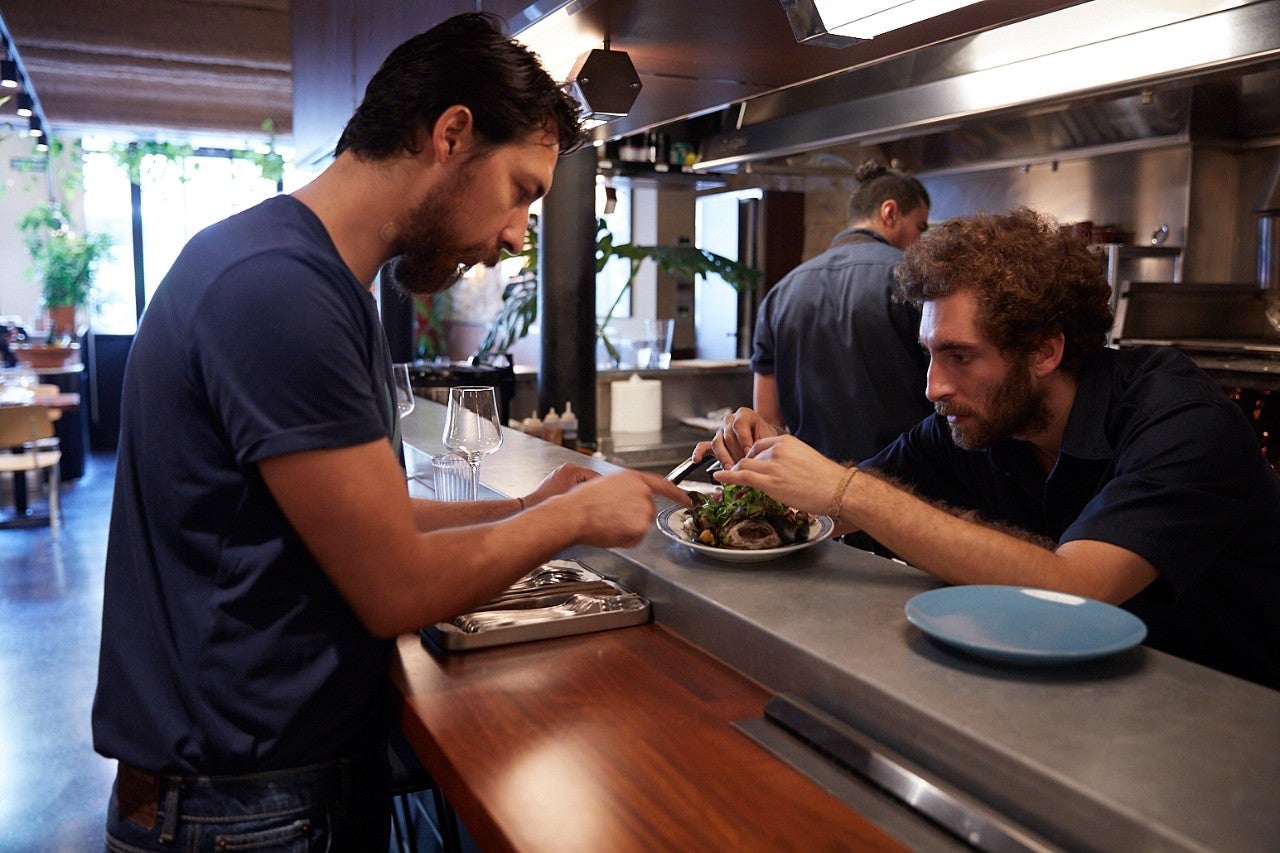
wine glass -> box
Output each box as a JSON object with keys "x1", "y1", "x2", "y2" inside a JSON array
[
  {"x1": 442, "y1": 386, "x2": 503, "y2": 501},
  {"x1": 392, "y1": 363, "x2": 415, "y2": 419}
]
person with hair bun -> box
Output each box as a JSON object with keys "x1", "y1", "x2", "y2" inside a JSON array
[{"x1": 751, "y1": 159, "x2": 932, "y2": 464}]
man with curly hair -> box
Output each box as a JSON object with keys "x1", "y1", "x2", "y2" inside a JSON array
[{"x1": 700, "y1": 206, "x2": 1280, "y2": 690}]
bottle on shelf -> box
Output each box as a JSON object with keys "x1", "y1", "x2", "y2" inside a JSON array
[
  {"x1": 521, "y1": 409, "x2": 544, "y2": 439},
  {"x1": 542, "y1": 408, "x2": 563, "y2": 447},
  {"x1": 560, "y1": 402, "x2": 578, "y2": 451}
]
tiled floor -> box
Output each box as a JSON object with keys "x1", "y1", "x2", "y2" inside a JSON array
[{"x1": 0, "y1": 450, "x2": 118, "y2": 851}]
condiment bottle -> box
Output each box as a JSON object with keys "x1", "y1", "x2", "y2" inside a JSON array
[
  {"x1": 522, "y1": 409, "x2": 544, "y2": 439},
  {"x1": 559, "y1": 402, "x2": 578, "y2": 450},
  {"x1": 542, "y1": 408, "x2": 563, "y2": 447}
]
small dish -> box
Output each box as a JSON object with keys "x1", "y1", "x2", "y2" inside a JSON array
[
  {"x1": 904, "y1": 585, "x2": 1148, "y2": 665},
  {"x1": 656, "y1": 505, "x2": 834, "y2": 563}
]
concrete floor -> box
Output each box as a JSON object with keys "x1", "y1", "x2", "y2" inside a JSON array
[{"x1": 0, "y1": 450, "x2": 118, "y2": 851}]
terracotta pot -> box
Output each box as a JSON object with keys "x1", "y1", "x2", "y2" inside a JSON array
[
  {"x1": 47, "y1": 305, "x2": 78, "y2": 338},
  {"x1": 12, "y1": 343, "x2": 80, "y2": 369}
]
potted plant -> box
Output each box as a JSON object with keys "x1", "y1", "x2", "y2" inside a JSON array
[
  {"x1": 475, "y1": 218, "x2": 761, "y2": 364},
  {"x1": 18, "y1": 201, "x2": 113, "y2": 341}
]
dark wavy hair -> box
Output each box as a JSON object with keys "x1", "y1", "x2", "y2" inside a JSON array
[
  {"x1": 847, "y1": 160, "x2": 930, "y2": 222},
  {"x1": 335, "y1": 13, "x2": 585, "y2": 159},
  {"x1": 894, "y1": 206, "x2": 1113, "y2": 375}
]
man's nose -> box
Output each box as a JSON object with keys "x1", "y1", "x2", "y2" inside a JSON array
[
  {"x1": 925, "y1": 360, "x2": 950, "y2": 402},
  {"x1": 500, "y1": 211, "x2": 530, "y2": 255}
]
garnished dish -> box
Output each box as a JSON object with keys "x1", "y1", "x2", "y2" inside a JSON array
[
  {"x1": 656, "y1": 485, "x2": 834, "y2": 564},
  {"x1": 685, "y1": 485, "x2": 814, "y2": 549}
]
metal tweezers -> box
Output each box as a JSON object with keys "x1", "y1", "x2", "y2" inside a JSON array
[{"x1": 665, "y1": 454, "x2": 721, "y2": 484}]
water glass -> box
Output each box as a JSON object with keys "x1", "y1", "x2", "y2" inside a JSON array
[
  {"x1": 392, "y1": 363, "x2": 415, "y2": 418},
  {"x1": 431, "y1": 453, "x2": 471, "y2": 502},
  {"x1": 639, "y1": 318, "x2": 674, "y2": 369}
]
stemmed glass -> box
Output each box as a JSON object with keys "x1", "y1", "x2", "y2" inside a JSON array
[
  {"x1": 392, "y1": 363, "x2": 415, "y2": 419},
  {"x1": 442, "y1": 386, "x2": 503, "y2": 501}
]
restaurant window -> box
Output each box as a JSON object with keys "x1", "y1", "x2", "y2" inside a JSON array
[
  {"x1": 81, "y1": 136, "x2": 290, "y2": 334},
  {"x1": 596, "y1": 180, "x2": 632, "y2": 319}
]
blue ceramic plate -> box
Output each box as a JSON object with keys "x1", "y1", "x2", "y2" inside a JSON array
[
  {"x1": 657, "y1": 505, "x2": 834, "y2": 563},
  {"x1": 904, "y1": 585, "x2": 1147, "y2": 664}
]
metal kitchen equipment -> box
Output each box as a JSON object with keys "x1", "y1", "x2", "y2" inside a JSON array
[{"x1": 408, "y1": 356, "x2": 516, "y2": 427}]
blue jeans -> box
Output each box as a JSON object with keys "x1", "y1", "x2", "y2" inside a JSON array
[{"x1": 104, "y1": 757, "x2": 390, "y2": 852}]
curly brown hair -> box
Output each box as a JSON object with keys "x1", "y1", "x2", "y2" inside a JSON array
[{"x1": 893, "y1": 206, "x2": 1113, "y2": 375}]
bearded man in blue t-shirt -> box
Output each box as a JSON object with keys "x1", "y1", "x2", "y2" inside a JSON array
[{"x1": 93, "y1": 13, "x2": 686, "y2": 851}]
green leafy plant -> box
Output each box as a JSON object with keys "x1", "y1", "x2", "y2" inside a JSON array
[
  {"x1": 107, "y1": 119, "x2": 285, "y2": 185},
  {"x1": 414, "y1": 290, "x2": 453, "y2": 360},
  {"x1": 18, "y1": 201, "x2": 113, "y2": 309},
  {"x1": 475, "y1": 218, "x2": 761, "y2": 364}
]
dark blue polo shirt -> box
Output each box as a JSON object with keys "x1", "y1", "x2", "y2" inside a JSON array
[{"x1": 861, "y1": 346, "x2": 1280, "y2": 689}]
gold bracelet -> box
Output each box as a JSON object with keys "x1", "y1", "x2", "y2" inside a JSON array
[{"x1": 824, "y1": 467, "x2": 858, "y2": 521}]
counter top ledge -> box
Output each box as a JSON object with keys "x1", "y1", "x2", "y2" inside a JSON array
[{"x1": 402, "y1": 401, "x2": 1280, "y2": 852}]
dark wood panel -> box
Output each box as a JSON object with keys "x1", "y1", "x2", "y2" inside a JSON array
[
  {"x1": 391, "y1": 624, "x2": 906, "y2": 852},
  {"x1": 290, "y1": 0, "x2": 357, "y2": 165},
  {"x1": 353, "y1": 0, "x2": 474, "y2": 94}
]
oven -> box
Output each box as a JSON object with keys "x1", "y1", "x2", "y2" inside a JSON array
[{"x1": 1114, "y1": 281, "x2": 1280, "y2": 473}]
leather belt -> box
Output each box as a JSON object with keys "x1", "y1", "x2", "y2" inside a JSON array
[{"x1": 115, "y1": 763, "x2": 163, "y2": 830}]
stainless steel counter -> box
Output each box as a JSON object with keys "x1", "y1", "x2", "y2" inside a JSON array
[{"x1": 402, "y1": 401, "x2": 1280, "y2": 852}]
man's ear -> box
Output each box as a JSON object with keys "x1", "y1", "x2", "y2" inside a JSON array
[
  {"x1": 432, "y1": 105, "x2": 474, "y2": 162},
  {"x1": 1032, "y1": 332, "x2": 1065, "y2": 377},
  {"x1": 880, "y1": 198, "x2": 899, "y2": 227}
]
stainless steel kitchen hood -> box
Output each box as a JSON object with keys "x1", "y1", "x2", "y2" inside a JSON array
[{"x1": 695, "y1": 0, "x2": 1280, "y2": 174}]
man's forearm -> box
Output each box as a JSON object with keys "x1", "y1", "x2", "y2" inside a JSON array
[
  {"x1": 842, "y1": 470, "x2": 1068, "y2": 589},
  {"x1": 410, "y1": 495, "x2": 521, "y2": 531}
]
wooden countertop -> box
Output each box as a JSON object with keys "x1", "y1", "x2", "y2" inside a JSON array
[{"x1": 390, "y1": 625, "x2": 905, "y2": 852}]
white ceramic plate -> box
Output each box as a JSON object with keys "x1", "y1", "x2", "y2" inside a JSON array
[
  {"x1": 904, "y1": 585, "x2": 1148, "y2": 664},
  {"x1": 656, "y1": 505, "x2": 834, "y2": 563}
]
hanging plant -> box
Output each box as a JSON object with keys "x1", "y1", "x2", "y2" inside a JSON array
[
  {"x1": 475, "y1": 218, "x2": 760, "y2": 363},
  {"x1": 108, "y1": 140, "x2": 197, "y2": 184},
  {"x1": 107, "y1": 119, "x2": 286, "y2": 185}
]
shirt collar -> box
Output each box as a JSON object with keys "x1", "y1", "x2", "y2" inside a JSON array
[
  {"x1": 987, "y1": 349, "x2": 1114, "y2": 478},
  {"x1": 1059, "y1": 350, "x2": 1115, "y2": 462},
  {"x1": 829, "y1": 227, "x2": 890, "y2": 250}
]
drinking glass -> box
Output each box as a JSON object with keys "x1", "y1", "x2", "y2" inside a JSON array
[
  {"x1": 442, "y1": 386, "x2": 503, "y2": 501},
  {"x1": 392, "y1": 363, "x2": 415, "y2": 419}
]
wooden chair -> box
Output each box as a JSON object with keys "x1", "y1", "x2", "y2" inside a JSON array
[{"x1": 0, "y1": 405, "x2": 62, "y2": 537}]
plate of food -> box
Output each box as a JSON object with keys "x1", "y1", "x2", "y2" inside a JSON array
[{"x1": 657, "y1": 484, "x2": 834, "y2": 563}]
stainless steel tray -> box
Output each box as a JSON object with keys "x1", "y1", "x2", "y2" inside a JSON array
[{"x1": 422, "y1": 559, "x2": 651, "y2": 651}]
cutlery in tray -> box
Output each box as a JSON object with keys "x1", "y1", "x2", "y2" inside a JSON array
[{"x1": 421, "y1": 558, "x2": 650, "y2": 651}]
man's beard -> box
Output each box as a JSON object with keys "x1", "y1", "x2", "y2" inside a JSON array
[
  {"x1": 937, "y1": 356, "x2": 1049, "y2": 451},
  {"x1": 385, "y1": 163, "x2": 501, "y2": 296}
]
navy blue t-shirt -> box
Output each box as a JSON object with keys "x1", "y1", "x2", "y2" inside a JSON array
[
  {"x1": 93, "y1": 195, "x2": 401, "y2": 773},
  {"x1": 860, "y1": 346, "x2": 1280, "y2": 690}
]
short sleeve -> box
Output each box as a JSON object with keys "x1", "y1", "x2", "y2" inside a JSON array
[
  {"x1": 191, "y1": 252, "x2": 386, "y2": 465},
  {"x1": 1061, "y1": 398, "x2": 1262, "y2": 594}
]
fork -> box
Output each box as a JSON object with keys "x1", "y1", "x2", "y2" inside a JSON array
[{"x1": 452, "y1": 593, "x2": 644, "y2": 633}]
